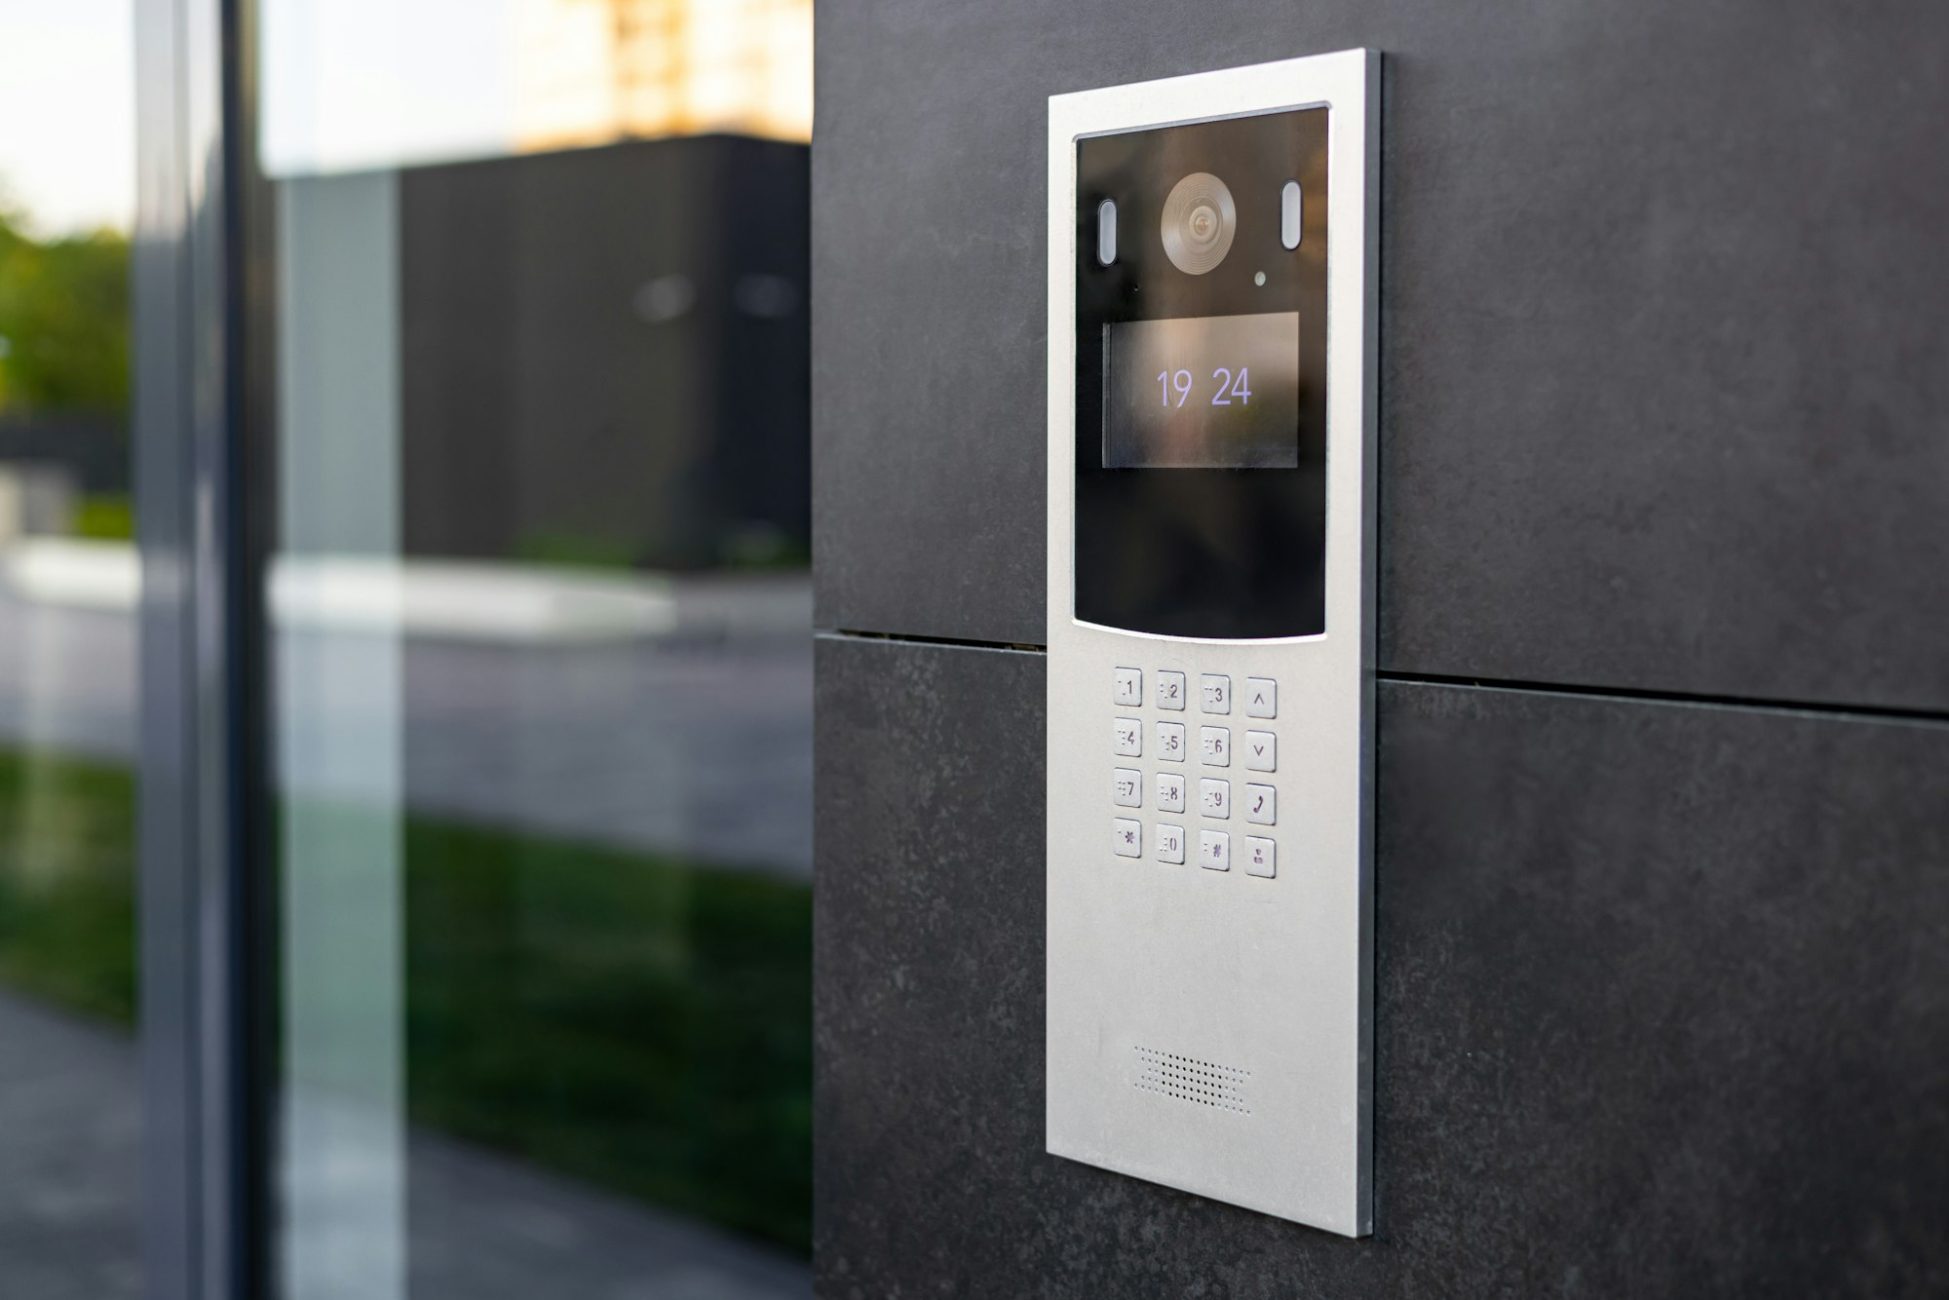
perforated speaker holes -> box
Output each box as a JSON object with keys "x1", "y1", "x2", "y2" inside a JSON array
[{"x1": 1132, "y1": 1045, "x2": 1252, "y2": 1114}]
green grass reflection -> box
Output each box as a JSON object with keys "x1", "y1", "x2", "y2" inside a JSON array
[
  {"x1": 0, "y1": 749, "x2": 137, "y2": 1022},
  {"x1": 0, "y1": 748, "x2": 811, "y2": 1255}
]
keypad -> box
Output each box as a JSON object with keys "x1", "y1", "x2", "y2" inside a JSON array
[{"x1": 1107, "y1": 664, "x2": 1285, "y2": 883}]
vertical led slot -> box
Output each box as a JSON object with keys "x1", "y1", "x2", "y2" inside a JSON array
[
  {"x1": 1097, "y1": 198, "x2": 1118, "y2": 266},
  {"x1": 1280, "y1": 181, "x2": 1303, "y2": 250}
]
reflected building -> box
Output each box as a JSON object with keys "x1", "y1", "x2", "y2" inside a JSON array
[
  {"x1": 269, "y1": 0, "x2": 816, "y2": 572},
  {"x1": 514, "y1": 0, "x2": 813, "y2": 151},
  {"x1": 397, "y1": 134, "x2": 810, "y2": 571}
]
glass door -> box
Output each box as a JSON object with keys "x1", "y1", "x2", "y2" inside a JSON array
[
  {"x1": 253, "y1": 2, "x2": 813, "y2": 1295},
  {"x1": 0, "y1": 3, "x2": 143, "y2": 1295}
]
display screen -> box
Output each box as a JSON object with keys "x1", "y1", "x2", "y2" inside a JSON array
[{"x1": 1102, "y1": 312, "x2": 1301, "y2": 469}]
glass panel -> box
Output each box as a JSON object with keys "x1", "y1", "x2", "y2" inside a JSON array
[
  {"x1": 0, "y1": 1, "x2": 142, "y2": 1295},
  {"x1": 258, "y1": 4, "x2": 812, "y2": 1296}
]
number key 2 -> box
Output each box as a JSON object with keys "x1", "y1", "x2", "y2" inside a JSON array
[{"x1": 1156, "y1": 671, "x2": 1186, "y2": 711}]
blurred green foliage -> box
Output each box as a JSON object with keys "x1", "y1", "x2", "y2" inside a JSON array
[
  {"x1": 0, "y1": 207, "x2": 131, "y2": 416},
  {"x1": 73, "y1": 494, "x2": 135, "y2": 541},
  {"x1": 514, "y1": 531, "x2": 642, "y2": 573}
]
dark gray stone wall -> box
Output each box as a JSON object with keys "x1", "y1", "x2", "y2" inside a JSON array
[
  {"x1": 812, "y1": 2, "x2": 1949, "y2": 1295},
  {"x1": 813, "y1": 0, "x2": 1949, "y2": 712},
  {"x1": 816, "y1": 643, "x2": 1947, "y2": 1297}
]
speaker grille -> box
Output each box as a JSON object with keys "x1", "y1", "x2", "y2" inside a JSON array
[{"x1": 1132, "y1": 1045, "x2": 1251, "y2": 1114}]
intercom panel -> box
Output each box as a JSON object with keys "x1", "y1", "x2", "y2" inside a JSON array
[{"x1": 1045, "y1": 51, "x2": 1377, "y2": 1236}]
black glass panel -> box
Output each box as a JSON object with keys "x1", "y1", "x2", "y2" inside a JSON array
[{"x1": 1074, "y1": 109, "x2": 1328, "y2": 640}]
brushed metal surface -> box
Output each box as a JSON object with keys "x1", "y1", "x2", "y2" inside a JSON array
[{"x1": 1045, "y1": 50, "x2": 1378, "y2": 1236}]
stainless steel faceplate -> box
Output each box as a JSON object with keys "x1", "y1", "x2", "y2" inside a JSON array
[{"x1": 1045, "y1": 50, "x2": 1378, "y2": 1236}]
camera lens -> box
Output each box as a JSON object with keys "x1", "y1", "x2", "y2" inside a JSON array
[{"x1": 1160, "y1": 172, "x2": 1237, "y2": 275}]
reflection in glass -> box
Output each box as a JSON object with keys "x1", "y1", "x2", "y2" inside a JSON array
[
  {"x1": 263, "y1": 5, "x2": 812, "y2": 1296},
  {"x1": 0, "y1": 1, "x2": 141, "y2": 1295},
  {"x1": 263, "y1": 0, "x2": 811, "y2": 176}
]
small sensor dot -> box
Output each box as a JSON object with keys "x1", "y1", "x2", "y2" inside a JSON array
[{"x1": 1253, "y1": 271, "x2": 1267, "y2": 286}]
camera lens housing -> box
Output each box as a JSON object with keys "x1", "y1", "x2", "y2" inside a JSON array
[{"x1": 1159, "y1": 171, "x2": 1237, "y2": 275}]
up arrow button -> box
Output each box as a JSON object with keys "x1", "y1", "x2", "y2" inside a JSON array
[{"x1": 1244, "y1": 677, "x2": 1277, "y2": 720}]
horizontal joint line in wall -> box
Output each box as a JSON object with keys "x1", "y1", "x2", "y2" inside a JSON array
[
  {"x1": 814, "y1": 630, "x2": 1949, "y2": 726},
  {"x1": 817, "y1": 628, "x2": 1047, "y2": 654},
  {"x1": 1377, "y1": 670, "x2": 1949, "y2": 728}
]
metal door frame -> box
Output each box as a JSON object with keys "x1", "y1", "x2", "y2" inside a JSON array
[{"x1": 134, "y1": 0, "x2": 271, "y2": 1294}]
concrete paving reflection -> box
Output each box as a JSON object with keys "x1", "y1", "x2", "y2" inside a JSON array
[
  {"x1": 407, "y1": 1122, "x2": 809, "y2": 1299},
  {"x1": 0, "y1": 994, "x2": 141, "y2": 1300},
  {"x1": 0, "y1": 992, "x2": 809, "y2": 1298},
  {"x1": 0, "y1": 558, "x2": 813, "y2": 876},
  {"x1": 0, "y1": 554, "x2": 813, "y2": 1292}
]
